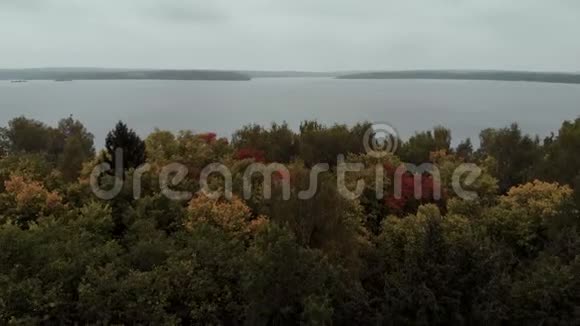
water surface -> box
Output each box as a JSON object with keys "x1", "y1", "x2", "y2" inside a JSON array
[{"x1": 1, "y1": 78, "x2": 579, "y2": 148}]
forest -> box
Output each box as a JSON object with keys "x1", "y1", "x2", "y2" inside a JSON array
[{"x1": 0, "y1": 115, "x2": 579, "y2": 325}]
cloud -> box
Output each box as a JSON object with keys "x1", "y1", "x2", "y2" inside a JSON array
[{"x1": 1, "y1": 0, "x2": 579, "y2": 71}]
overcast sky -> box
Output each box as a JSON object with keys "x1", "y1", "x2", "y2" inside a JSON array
[{"x1": 1, "y1": 0, "x2": 579, "y2": 71}]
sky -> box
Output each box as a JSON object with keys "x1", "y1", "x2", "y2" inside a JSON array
[{"x1": 1, "y1": 0, "x2": 579, "y2": 71}]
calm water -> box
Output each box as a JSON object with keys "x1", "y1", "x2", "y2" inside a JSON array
[{"x1": 1, "y1": 78, "x2": 579, "y2": 148}]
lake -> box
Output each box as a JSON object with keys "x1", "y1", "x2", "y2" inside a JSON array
[{"x1": 1, "y1": 78, "x2": 579, "y2": 148}]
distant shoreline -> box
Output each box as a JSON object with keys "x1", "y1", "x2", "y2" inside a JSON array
[
  {"x1": 0, "y1": 69, "x2": 251, "y2": 81},
  {"x1": 336, "y1": 70, "x2": 580, "y2": 85},
  {"x1": 4, "y1": 69, "x2": 580, "y2": 84}
]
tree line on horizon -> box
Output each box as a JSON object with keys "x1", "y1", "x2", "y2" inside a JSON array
[
  {"x1": 0, "y1": 69, "x2": 251, "y2": 81},
  {"x1": 0, "y1": 114, "x2": 579, "y2": 324}
]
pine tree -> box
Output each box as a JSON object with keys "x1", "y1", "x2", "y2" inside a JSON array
[{"x1": 105, "y1": 121, "x2": 146, "y2": 172}]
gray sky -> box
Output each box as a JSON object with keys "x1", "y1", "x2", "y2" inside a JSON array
[{"x1": 1, "y1": 0, "x2": 579, "y2": 71}]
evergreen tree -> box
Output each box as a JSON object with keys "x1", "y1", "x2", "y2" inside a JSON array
[{"x1": 105, "y1": 121, "x2": 146, "y2": 172}]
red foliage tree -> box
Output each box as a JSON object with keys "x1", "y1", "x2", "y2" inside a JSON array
[
  {"x1": 384, "y1": 163, "x2": 446, "y2": 215},
  {"x1": 272, "y1": 168, "x2": 291, "y2": 183},
  {"x1": 198, "y1": 132, "x2": 217, "y2": 144},
  {"x1": 233, "y1": 148, "x2": 266, "y2": 162}
]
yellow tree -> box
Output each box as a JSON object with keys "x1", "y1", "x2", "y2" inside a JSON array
[
  {"x1": 186, "y1": 195, "x2": 267, "y2": 237},
  {"x1": 2, "y1": 174, "x2": 64, "y2": 227},
  {"x1": 483, "y1": 181, "x2": 573, "y2": 253}
]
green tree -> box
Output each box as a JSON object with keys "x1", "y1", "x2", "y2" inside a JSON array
[
  {"x1": 541, "y1": 117, "x2": 580, "y2": 205},
  {"x1": 232, "y1": 122, "x2": 297, "y2": 163},
  {"x1": 105, "y1": 121, "x2": 146, "y2": 172},
  {"x1": 509, "y1": 255, "x2": 580, "y2": 324},
  {"x1": 455, "y1": 138, "x2": 473, "y2": 160},
  {"x1": 3, "y1": 117, "x2": 52, "y2": 153},
  {"x1": 399, "y1": 126, "x2": 452, "y2": 164},
  {"x1": 377, "y1": 205, "x2": 513, "y2": 325},
  {"x1": 298, "y1": 121, "x2": 370, "y2": 166},
  {"x1": 477, "y1": 123, "x2": 542, "y2": 193},
  {"x1": 264, "y1": 165, "x2": 368, "y2": 272},
  {"x1": 56, "y1": 116, "x2": 95, "y2": 181},
  {"x1": 242, "y1": 224, "x2": 337, "y2": 325}
]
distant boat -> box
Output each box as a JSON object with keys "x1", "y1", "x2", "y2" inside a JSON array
[
  {"x1": 54, "y1": 79, "x2": 73, "y2": 82},
  {"x1": 10, "y1": 80, "x2": 28, "y2": 83}
]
